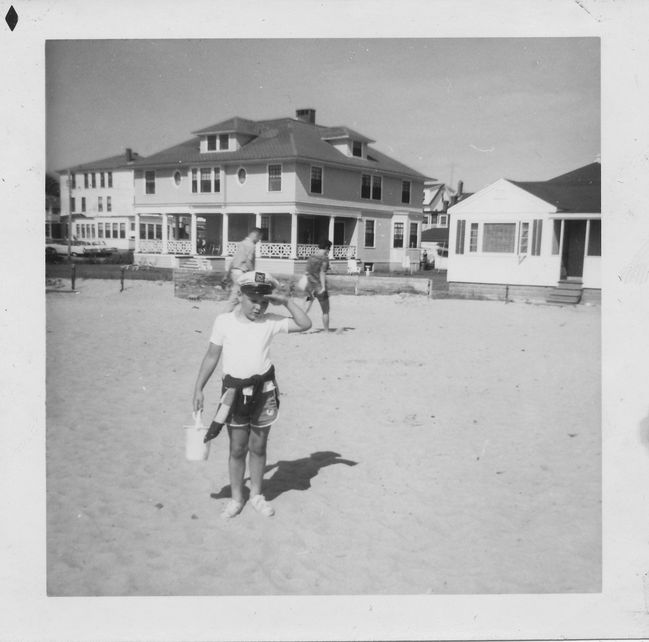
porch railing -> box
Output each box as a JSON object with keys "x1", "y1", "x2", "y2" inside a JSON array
[
  {"x1": 139, "y1": 239, "x2": 162, "y2": 253},
  {"x1": 138, "y1": 239, "x2": 193, "y2": 254},
  {"x1": 222, "y1": 241, "x2": 357, "y2": 260},
  {"x1": 259, "y1": 242, "x2": 292, "y2": 259}
]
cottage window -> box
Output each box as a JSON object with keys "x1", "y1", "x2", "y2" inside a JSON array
[
  {"x1": 238, "y1": 168, "x2": 247, "y2": 184},
  {"x1": 393, "y1": 222, "x2": 404, "y2": 248},
  {"x1": 200, "y1": 168, "x2": 211, "y2": 192},
  {"x1": 365, "y1": 220, "x2": 375, "y2": 248},
  {"x1": 100, "y1": 172, "x2": 105, "y2": 188},
  {"x1": 219, "y1": 134, "x2": 229, "y2": 150},
  {"x1": 587, "y1": 220, "x2": 601, "y2": 256},
  {"x1": 518, "y1": 222, "x2": 529, "y2": 254},
  {"x1": 145, "y1": 171, "x2": 156, "y2": 195},
  {"x1": 531, "y1": 219, "x2": 543, "y2": 256},
  {"x1": 106, "y1": 223, "x2": 112, "y2": 239},
  {"x1": 84, "y1": 173, "x2": 89, "y2": 188},
  {"x1": 401, "y1": 181, "x2": 411, "y2": 204},
  {"x1": 98, "y1": 222, "x2": 103, "y2": 238},
  {"x1": 455, "y1": 219, "x2": 466, "y2": 254},
  {"x1": 268, "y1": 164, "x2": 282, "y2": 191},
  {"x1": 107, "y1": 172, "x2": 113, "y2": 188},
  {"x1": 552, "y1": 220, "x2": 561, "y2": 255},
  {"x1": 173, "y1": 171, "x2": 182, "y2": 186},
  {"x1": 352, "y1": 141, "x2": 362, "y2": 157},
  {"x1": 81, "y1": 197, "x2": 86, "y2": 213},
  {"x1": 213, "y1": 167, "x2": 220, "y2": 193},
  {"x1": 310, "y1": 166, "x2": 323, "y2": 194},
  {"x1": 71, "y1": 174, "x2": 76, "y2": 189},
  {"x1": 371, "y1": 175, "x2": 382, "y2": 200},
  {"x1": 91, "y1": 173, "x2": 96, "y2": 188},
  {"x1": 98, "y1": 196, "x2": 103, "y2": 212},
  {"x1": 120, "y1": 222, "x2": 126, "y2": 239},
  {"x1": 70, "y1": 197, "x2": 76, "y2": 213},
  {"x1": 260, "y1": 215, "x2": 270, "y2": 241},
  {"x1": 361, "y1": 174, "x2": 372, "y2": 199},
  {"x1": 409, "y1": 222, "x2": 418, "y2": 248},
  {"x1": 207, "y1": 135, "x2": 217, "y2": 151},
  {"x1": 113, "y1": 222, "x2": 120, "y2": 238},
  {"x1": 469, "y1": 223, "x2": 479, "y2": 252},
  {"x1": 482, "y1": 223, "x2": 516, "y2": 253},
  {"x1": 191, "y1": 168, "x2": 198, "y2": 193}
]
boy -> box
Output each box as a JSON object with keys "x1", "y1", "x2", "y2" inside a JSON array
[
  {"x1": 304, "y1": 239, "x2": 332, "y2": 332},
  {"x1": 223, "y1": 228, "x2": 262, "y2": 311},
  {"x1": 193, "y1": 271, "x2": 311, "y2": 518}
]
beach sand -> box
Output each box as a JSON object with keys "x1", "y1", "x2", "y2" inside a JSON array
[{"x1": 46, "y1": 278, "x2": 600, "y2": 596}]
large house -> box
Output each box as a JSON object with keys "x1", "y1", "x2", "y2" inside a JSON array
[
  {"x1": 127, "y1": 108, "x2": 428, "y2": 273},
  {"x1": 446, "y1": 162, "x2": 601, "y2": 302},
  {"x1": 57, "y1": 149, "x2": 143, "y2": 250}
]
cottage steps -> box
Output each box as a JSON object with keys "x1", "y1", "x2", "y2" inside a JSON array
[
  {"x1": 546, "y1": 279, "x2": 583, "y2": 304},
  {"x1": 177, "y1": 256, "x2": 213, "y2": 271}
]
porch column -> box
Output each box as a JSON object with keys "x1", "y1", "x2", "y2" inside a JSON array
[
  {"x1": 255, "y1": 212, "x2": 262, "y2": 259},
  {"x1": 190, "y1": 213, "x2": 197, "y2": 254},
  {"x1": 290, "y1": 212, "x2": 298, "y2": 259},
  {"x1": 134, "y1": 213, "x2": 140, "y2": 252},
  {"x1": 161, "y1": 213, "x2": 168, "y2": 254},
  {"x1": 222, "y1": 212, "x2": 229, "y2": 256},
  {"x1": 328, "y1": 216, "x2": 335, "y2": 243}
]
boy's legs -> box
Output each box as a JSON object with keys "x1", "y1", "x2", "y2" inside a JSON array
[
  {"x1": 247, "y1": 427, "x2": 270, "y2": 498},
  {"x1": 318, "y1": 294, "x2": 330, "y2": 332},
  {"x1": 227, "y1": 426, "x2": 250, "y2": 504}
]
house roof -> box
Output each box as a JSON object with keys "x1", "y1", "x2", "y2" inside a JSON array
[
  {"x1": 56, "y1": 152, "x2": 143, "y2": 174},
  {"x1": 192, "y1": 117, "x2": 259, "y2": 136},
  {"x1": 421, "y1": 228, "x2": 449, "y2": 242},
  {"x1": 510, "y1": 162, "x2": 600, "y2": 213},
  {"x1": 131, "y1": 116, "x2": 429, "y2": 180}
]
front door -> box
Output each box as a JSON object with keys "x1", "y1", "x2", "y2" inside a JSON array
[
  {"x1": 561, "y1": 220, "x2": 586, "y2": 279},
  {"x1": 333, "y1": 220, "x2": 345, "y2": 245}
]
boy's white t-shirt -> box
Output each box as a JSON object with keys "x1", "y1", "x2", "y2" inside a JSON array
[{"x1": 210, "y1": 311, "x2": 290, "y2": 378}]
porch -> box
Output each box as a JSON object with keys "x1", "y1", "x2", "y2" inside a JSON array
[{"x1": 134, "y1": 211, "x2": 359, "y2": 269}]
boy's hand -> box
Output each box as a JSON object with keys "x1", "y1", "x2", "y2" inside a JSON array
[
  {"x1": 264, "y1": 292, "x2": 290, "y2": 306},
  {"x1": 193, "y1": 390, "x2": 204, "y2": 413}
]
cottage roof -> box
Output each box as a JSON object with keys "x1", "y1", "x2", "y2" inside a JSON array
[
  {"x1": 131, "y1": 116, "x2": 429, "y2": 180},
  {"x1": 56, "y1": 152, "x2": 143, "y2": 174},
  {"x1": 421, "y1": 228, "x2": 449, "y2": 242},
  {"x1": 510, "y1": 162, "x2": 600, "y2": 213},
  {"x1": 192, "y1": 117, "x2": 259, "y2": 136}
]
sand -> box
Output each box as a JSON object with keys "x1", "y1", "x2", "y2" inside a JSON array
[{"x1": 46, "y1": 278, "x2": 600, "y2": 596}]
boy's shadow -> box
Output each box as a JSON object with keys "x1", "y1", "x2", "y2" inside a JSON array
[{"x1": 210, "y1": 451, "x2": 358, "y2": 502}]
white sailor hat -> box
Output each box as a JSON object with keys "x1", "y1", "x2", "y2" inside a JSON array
[{"x1": 237, "y1": 270, "x2": 279, "y2": 294}]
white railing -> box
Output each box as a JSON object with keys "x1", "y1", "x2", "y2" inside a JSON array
[
  {"x1": 259, "y1": 242, "x2": 292, "y2": 259},
  {"x1": 332, "y1": 244, "x2": 356, "y2": 259},
  {"x1": 167, "y1": 239, "x2": 193, "y2": 255},
  {"x1": 226, "y1": 242, "x2": 237, "y2": 256},
  {"x1": 297, "y1": 244, "x2": 319, "y2": 259},
  {"x1": 139, "y1": 239, "x2": 162, "y2": 253}
]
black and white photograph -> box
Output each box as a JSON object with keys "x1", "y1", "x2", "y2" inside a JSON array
[{"x1": 2, "y1": 1, "x2": 649, "y2": 640}]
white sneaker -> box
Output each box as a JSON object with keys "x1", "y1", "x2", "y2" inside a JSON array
[
  {"x1": 221, "y1": 499, "x2": 244, "y2": 519},
  {"x1": 250, "y1": 494, "x2": 275, "y2": 517}
]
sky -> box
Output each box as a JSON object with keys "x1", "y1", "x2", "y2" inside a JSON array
[{"x1": 46, "y1": 37, "x2": 600, "y2": 193}]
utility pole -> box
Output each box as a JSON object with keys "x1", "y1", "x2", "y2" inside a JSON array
[{"x1": 66, "y1": 169, "x2": 72, "y2": 260}]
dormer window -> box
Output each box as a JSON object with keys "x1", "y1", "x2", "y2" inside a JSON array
[
  {"x1": 352, "y1": 141, "x2": 363, "y2": 157},
  {"x1": 219, "y1": 134, "x2": 229, "y2": 150},
  {"x1": 207, "y1": 135, "x2": 217, "y2": 151}
]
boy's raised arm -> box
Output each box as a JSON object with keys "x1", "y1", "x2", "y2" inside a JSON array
[{"x1": 265, "y1": 293, "x2": 312, "y2": 333}]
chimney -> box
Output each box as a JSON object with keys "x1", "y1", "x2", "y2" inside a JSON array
[
  {"x1": 125, "y1": 148, "x2": 133, "y2": 162},
  {"x1": 295, "y1": 108, "x2": 316, "y2": 124},
  {"x1": 456, "y1": 180, "x2": 463, "y2": 197}
]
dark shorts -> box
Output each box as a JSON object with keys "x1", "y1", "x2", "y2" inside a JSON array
[
  {"x1": 306, "y1": 280, "x2": 330, "y2": 312},
  {"x1": 228, "y1": 385, "x2": 279, "y2": 429}
]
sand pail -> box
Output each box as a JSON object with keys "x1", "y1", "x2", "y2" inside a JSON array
[{"x1": 184, "y1": 411, "x2": 210, "y2": 461}]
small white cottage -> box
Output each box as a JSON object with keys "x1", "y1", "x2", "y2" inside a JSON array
[{"x1": 446, "y1": 162, "x2": 601, "y2": 303}]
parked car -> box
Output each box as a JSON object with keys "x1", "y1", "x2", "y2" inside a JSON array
[
  {"x1": 88, "y1": 240, "x2": 118, "y2": 256},
  {"x1": 45, "y1": 239, "x2": 100, "y2": 257}
]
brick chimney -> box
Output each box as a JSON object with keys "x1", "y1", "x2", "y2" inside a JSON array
[
  {"x1": 125, "y1": 148, "x2": 133, "y2": 162},
  {"x1": 295, "y1": 108, "x2": 316, "y2": 124}
]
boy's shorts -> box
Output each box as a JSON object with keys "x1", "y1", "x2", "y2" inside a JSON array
[{"x1": 228, "y1": 385, "x2": 279, "y2": 429}]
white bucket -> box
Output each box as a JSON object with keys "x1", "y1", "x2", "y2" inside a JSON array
[{"x1": 184, "y1": 411, "x2": 210, "y2": 461}]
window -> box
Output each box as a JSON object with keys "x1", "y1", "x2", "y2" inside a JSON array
[
  {"x1": 107, "y1": 196, "x2": 112, "y2": 212},
  {"x1": 98, "y1": 196, "x2": 103, "y2": 212},
  {"x1": 219, "y1": 134, "x2": 229, "y2": 150},
  {"x1": 237, "y1": 168, "x2": 247, "y2": 184},
  {"x1": 84, "y1": 173, "x2": 89, "y2": 188},
  {"x1": 71, "y1": 174, "x2": 76, "y2": 189},
  {"x1": 401, "y1": 181, "x2": 411, "y2": 204},
  {"x1": 364, "y1": 220, "x2": 375, "y2": 247},
  {"x1": 310, "y1": 166, "x2": 323, "y2": 194},
  {"x1": 439, "y1": 214, "x2": 448, "y2": 227},
  {"x1": 482, "y1": 223, "x2": 516, "y2": 253},
  {"x1": 409, "y1": 222, "x2": 418, "y2": 248},
  {"x1": 213, "y1": 167, "x2": 220, "y2": 193},
  {"x1": 260, "y1": 215, "x2": 270, "y2": 241},
  {"x1": 531, "y1": 219, "x2": 543, "y2": 256},
  {"x1": 552, "y1": 220, "x2": 561, "y2": 255},
  {"x1": 120, "y1": 222, "x2": 126, "y2": 239},
  {"x1": 371, "y1": 175, "x2": 382, "y2": 200},
  {"x1": 91, "y1": 173, "x2": 96, "y2": 188},
  {"x1": 469, "y1": 223, "x2": 479, "y2": 252},
  {"x1": 361, "y1": 174, "x2": 371, "y2": 199},
  {"x1": 113, "y1": 222, "x2": 119, "y2": 238},
  {"x1": 107, "y1": 172, "x2": 113, "y2": 188},
  {"x1": 100, "y1": 172, "x2": 105, "y2": 188},
  {"x1": 173, "y1": 170, "x2": 182, "y2": 186},
  {"x1": 98, "y1": 222, "x2": 104, "y2": 238},
  {"x1": 191, "y1": 168, "x2": 198, "y2": 193},
  {"x1": 455, "y1": 219, "x2": 466, "y2": 254},
  {"x1": 393, "y1": 222, "x2": 404, "y2": 248},
  {"x1": 81, "y1": 197, "x2": 86, "y2": 213},
  {"x1": 207, "y1": 134, "x2": 217, "y2": 151},
  {"x1": 268, "y1": 164, "x2": 282, "y2": 191},
  {"x1": 519, "y1": 222, "x2": 529, "y2": 253},
  {"x1": 139, "y1": 223, "x2": 145, "y2": 239},
  {"x1": 70, "y1": 197, "x2": 75, "y2": 212},
  {"x1": 145, "y1": 171, "x2": 156, "y2": 194},
  {"x1": 155, "y1": 224, "x2": 162, "y2": 240},
  {"x1": 352, "y1": 141, "x2": 362, "y2": 157},
  {"x1": 587, "y1": 220, "x2": 601, "y2": 256},
  {"x1": 200, "y1": 168, "x2": 211, "y2": 192}
]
